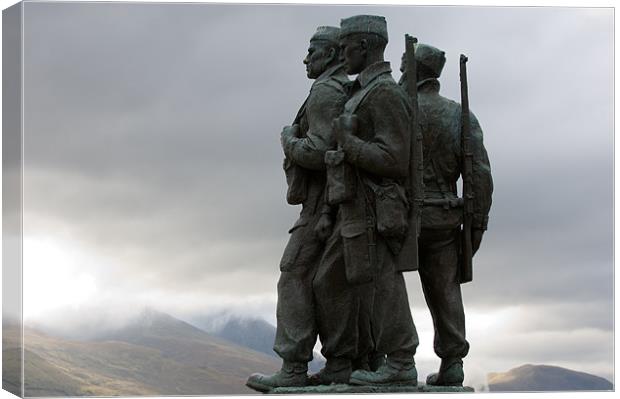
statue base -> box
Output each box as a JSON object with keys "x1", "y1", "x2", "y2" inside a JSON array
[{"x1": 269, "y1": 384, "x2": 474, "y2": 394}]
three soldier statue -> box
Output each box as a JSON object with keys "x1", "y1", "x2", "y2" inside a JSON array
[{"x1": 247, "y1": 14, "x2": 493, "y2": 392}]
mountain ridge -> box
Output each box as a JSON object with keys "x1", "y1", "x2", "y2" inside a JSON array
[
  {"x1": 5, "y1": 309, "x2": 612, "y2": 395},
  {"x1": 488, "y1": 363, "x2": 613, "y2": 391},
  {"x1": 6, "y1": 310, "x2": 279, "y2": 396}
]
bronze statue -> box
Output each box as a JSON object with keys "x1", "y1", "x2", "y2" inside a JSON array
[
  {"x1": 398, "y1": 42, "x2": 493, "y2": 386},
  {"x1": 246, "y1": 26, "x2": 349, "y2": 392},
  {"x1": 323, "y1": 14, "x2": 419, "y2": 386},
  {"x1": 247, "y1": 15, "x2": 492, "y2": 393}
]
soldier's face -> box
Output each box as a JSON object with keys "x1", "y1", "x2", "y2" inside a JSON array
[
  {"x1": 303, "y1": 41, "x2": 331, "y2": 79},
  {"x1": 339, "y1": 35, "x2": 365, "y2": 75}
]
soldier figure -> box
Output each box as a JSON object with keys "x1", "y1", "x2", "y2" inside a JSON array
[
  {"x1": 399, "y1": 43, "x2": 493, "y2": 386},
  {"x1": 313, "y1": 14, "x2": 419, "y2": 386},
  {"x1": 246, "y1": 26, "x2": 349, "y2": 392}
]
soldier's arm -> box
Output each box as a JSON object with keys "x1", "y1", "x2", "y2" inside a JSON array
[
  {"x1": 282, "y1": 83, "x2": 345, "y2": 170},
  {"x1": 469, "y1": 112, "x2": 493, "y2": 230},
  {"x1": 340, "y1": 85, "x2": 411, "y2": 178}
]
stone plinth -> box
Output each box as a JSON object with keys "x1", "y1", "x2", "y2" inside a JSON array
[{"x1": 269, "y1": 384, "x2": 474, "y2": 394}]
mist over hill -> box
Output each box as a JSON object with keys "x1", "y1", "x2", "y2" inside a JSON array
[
  {"x1": 192, "y1": 313, "x2": 325, "y2": 373},
  {"x1": 9, "y1": 310, "x2": 279, "y2": 396},
  {"x1": 6, "y1": 309, "x2": 612, "y2": 395}
]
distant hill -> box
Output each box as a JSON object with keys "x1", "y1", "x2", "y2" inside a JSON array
[
  {"x1": 488, "y1": 364, "x2": 613, "y2": 391},
  {"x1": 212, "y1": 317, "x2": 278, "y2": 357},
  {"x1": 6, "y1": 310, "x2": 279, "y2": 396},
  {"x1": 198, "y1": 315, "x2": 325, "y2": 373},
  {"x1": 8, "y1": 313, "x2": 615, "y2": 395}
]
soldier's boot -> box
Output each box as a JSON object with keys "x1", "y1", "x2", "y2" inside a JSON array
[
  {"x1": 245, "y1": 361, "x2": 308, "y2": 392},
  {"x1": 349, "y1": 356, "x2": 417, "y2": 386},
  {"x1": 352, "y1": 356, "x2": 370, "y2": 373},
  {"x1": 369, "y1": 352, "x2": 386, "y2": 372},
  {"x1": 426, "y1": 358, "x2": 464, "y2": 386},
  {"x1": 307, "y1": 357, "x2": 352, "y2": 386}
]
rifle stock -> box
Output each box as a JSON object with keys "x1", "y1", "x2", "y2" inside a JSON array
[
  {"x1": 397, "y1": 34, "x2": 423, "y2": 272},
  {"x1": 460, "y1": 54, "x2": 474, "y2": 283}
]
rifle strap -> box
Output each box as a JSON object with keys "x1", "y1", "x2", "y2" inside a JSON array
[
  {"x1": 293, "y1": 97, "x2": 308, "y2": 125},
  {"x1": 343, "y1": 74, "x2": 390, "y2": 116}
]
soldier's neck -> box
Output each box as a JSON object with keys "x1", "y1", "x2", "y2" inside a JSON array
[
  {"x1": 362, "y1": 53, "x2": 385, "y2": 71},
  {"x1": 418, "y1": 77, "x2": 440, "y2": 92}
]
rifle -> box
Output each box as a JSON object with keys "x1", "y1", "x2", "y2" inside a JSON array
[
  {"x1": 397, "y1": 34, "x2": 423, "y2": 272},
  {"x1": 459, "y1": 54, "x2": 474, "y2": 283}
]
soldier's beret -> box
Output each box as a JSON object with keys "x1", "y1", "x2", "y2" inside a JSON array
[
  {"x1": 340, "y1": 15, "x2": 388, "y2": 42},
  {"x1": 415, "y1": 43, "x2": 446, "y2": 78},
  {"x1": 311, "y1": 26, "x2": 341, "y2": 45}
]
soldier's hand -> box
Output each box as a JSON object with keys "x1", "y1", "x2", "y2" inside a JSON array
[
  {"x1": 332, "y1": 115, "x2": 358, "y2": 145},
  {"x1": 472, "y1": 229, "x2": 484, "y2": 255},
  {"x1": 281, "y1": 124, "x2": 299, "y2": 138},
  {"x1": 314, "y1": 214, "x2": 333, "y2": 242},
  {"x1": 280, "y1": 125, "x2": 299, "y2": 149}
]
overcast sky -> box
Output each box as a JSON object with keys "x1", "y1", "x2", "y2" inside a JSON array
[{"x1": 8, "y1": 1, "x2": 614, "y2": 386}]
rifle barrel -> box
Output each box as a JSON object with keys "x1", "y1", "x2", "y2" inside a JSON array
[{"x1": 459, "y1": 54, "x2": 473, "y2": 283}]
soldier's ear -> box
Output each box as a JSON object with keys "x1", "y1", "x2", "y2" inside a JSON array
[
  {"x1": 327, "y1": 47, "x2": 337, "y2": 64},
  {"x1": 359, "y1": 38, "x2": 369, "y2": 57}
]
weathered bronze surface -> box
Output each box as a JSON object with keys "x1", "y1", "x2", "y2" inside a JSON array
[
  {"x1": 247, "y1": 14, "x2": 492, "y2": 394},
  {"x1": 246, "y1": 25, "x2": 349, "y2": 393},
  {"x1": 399, "y1": 41, "x2": 493, "y2": 386}
]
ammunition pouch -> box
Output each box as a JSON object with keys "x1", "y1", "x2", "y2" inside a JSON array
[
  {"x1": 325, "y1": 150, "x2": 356, "y2": 205},
  {"x1": 279, "y1": 218, "x2": 322, "y2": 272},
  {"x1": 284, "y1": 157, "x2": 307, "y2": 205},
  {"x1": 341, "y1": 220, "x2": 376, "y2": 285},
  {"x1": 373, "y1": 182, "x2": 409, "y2": 240}
]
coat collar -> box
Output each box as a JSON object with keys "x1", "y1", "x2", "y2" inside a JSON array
[
  {"x1": 356, "y1": 61, "x2": 392, "y2": 88},
  {"x1": 314, "y1": 63, "x2": 346, "y2": 85}
]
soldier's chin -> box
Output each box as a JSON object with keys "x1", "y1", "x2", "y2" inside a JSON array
[{"x1": 345, "y1": 65, "x2": 358, "y2": 75}]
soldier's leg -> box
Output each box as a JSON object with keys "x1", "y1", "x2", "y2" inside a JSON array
[
  {"x1": 311, "y1": 217, "x2": 372, "y2": 383},
  {"x1": 274, "y1": 222, "x2": 323, "y2": 363},
  {"x1": 274, "y1": 271, "x2": 318, "y2": 363},
  {"x1": 418, "y1": 228, "x2": 469, "y2": 360},
  {"x1": 349, "y1": 241, "x2": 419, "y2": 386},
  {"x1": 371, "y1": 241, "x2": 418, "y2": 360},
  {"x1": 248, "y1": 221, "x2": 324, "y2": 392},
  {"x1": 418, "y1": 228, "x2": 468, "y2": 386}
]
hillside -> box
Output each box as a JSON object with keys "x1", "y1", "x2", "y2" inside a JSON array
[
  {"x1": 10, "y1": 311, "x2": 613, "y2": 395},
  {"x1": 5, "y1": 310, "x2": 279, "y2": 396},
  {"x1": 213, "y1": 317, "x2": 277, "y2": 357},
  {"x1": 488, "y1": 364, "x2": 613, "y2": 391},
  {"x1": 198, "y1": 315, "x2": 325, "y2": 373}
]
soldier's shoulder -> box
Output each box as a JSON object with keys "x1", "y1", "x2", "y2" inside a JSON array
[
  {"x1": 309, "y1": 80, "x2": 348, "y2": 107},
  {"x1": 421, "y1": 92, "x2": 460, "y2": 114},
  {"x1": 369, "y1": 75, "x2": 408, "y2": 100},
  {"x1": 314, "y1": 74, "x2": 349, "y2": 94},
  {"x1": 435, "y1": 93, "x2": 460, "y2": 108},
  {"x1": 436, "y1": 94, "x2": 479, "y2": 118}
]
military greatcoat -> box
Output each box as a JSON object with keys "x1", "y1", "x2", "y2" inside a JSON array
[
  {"x1": 314, "y1": 61, "x2": 418, "y2": 365},
  {"x1": 406, "y1": 76, "x2": 493, "y2": 360},
  {"x1": 275, "y1": 63, "x2": 349, "y2": 364}
]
